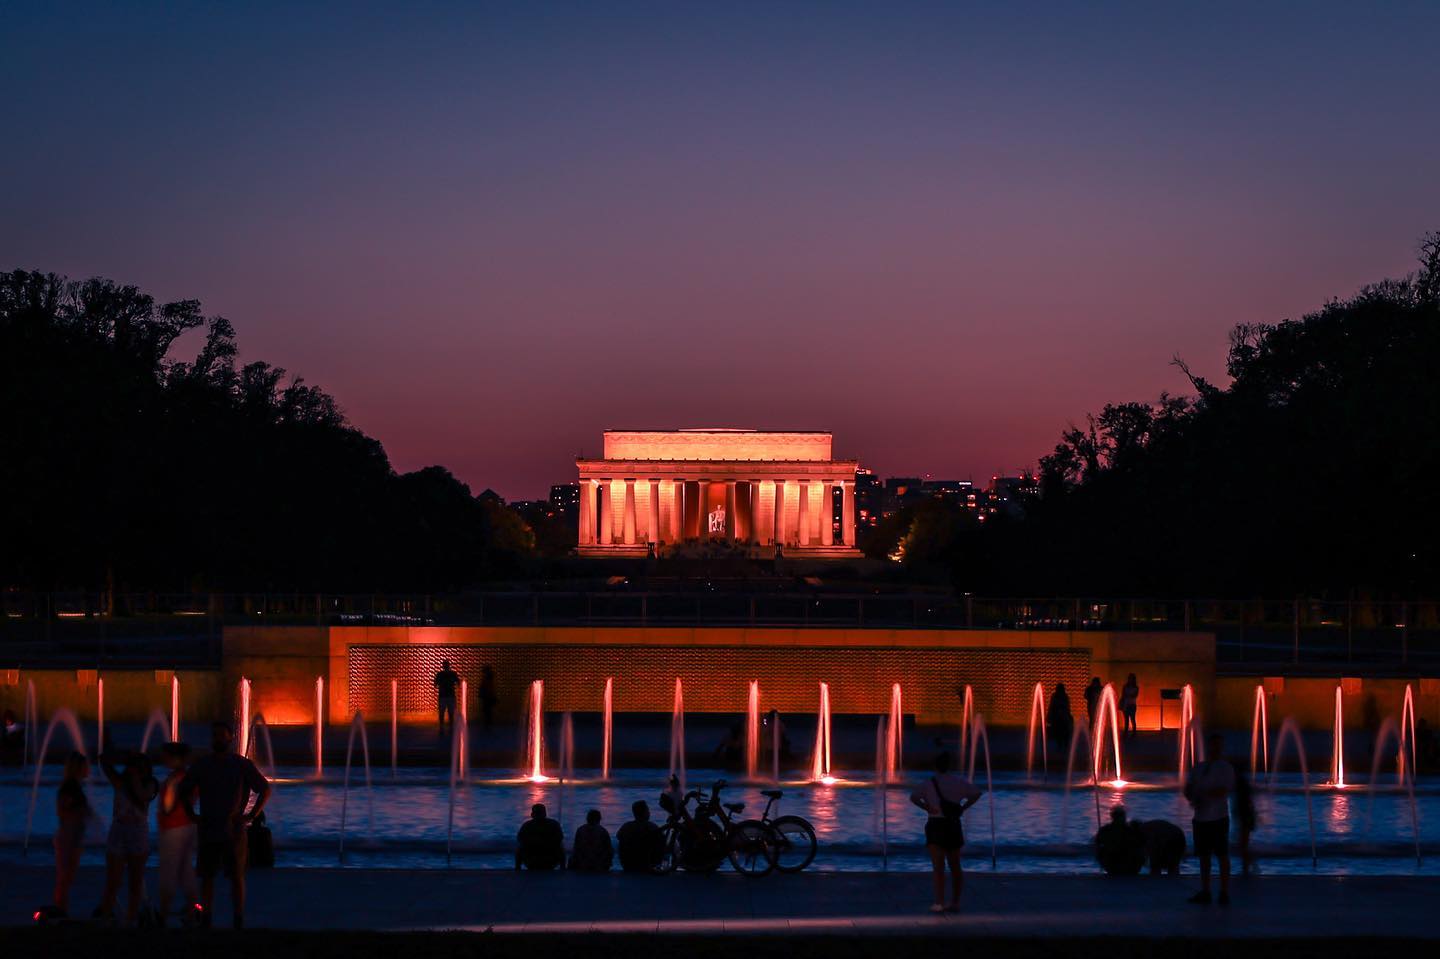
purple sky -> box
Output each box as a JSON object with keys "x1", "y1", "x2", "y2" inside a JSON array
[{"x1": 4, "y1": 2, "x2": 1438, "y2": 498}]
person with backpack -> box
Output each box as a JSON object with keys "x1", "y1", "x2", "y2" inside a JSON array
[{"x1": 909, "y1": 751, "x2": 982, "y2": 913}]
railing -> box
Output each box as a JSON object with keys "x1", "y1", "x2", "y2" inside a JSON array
[{"x1": 1, "y1": 592, "x2": 1436, "y2": 669}]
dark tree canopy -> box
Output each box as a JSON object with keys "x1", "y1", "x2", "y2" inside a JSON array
[
  {"x1": 880, "y1": 233, "x2": 1440, "y2": 597},
  {"x1": 0, "y1": 270, "x2": 533, "y2": 592}
]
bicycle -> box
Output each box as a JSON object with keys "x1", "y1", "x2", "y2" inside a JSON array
[
  {"x1": 754, "y1": 788, "x2": 818, "y2": 873},
  {"x1": 656, "y1": 779, "x2": 777, "y2": 876}
]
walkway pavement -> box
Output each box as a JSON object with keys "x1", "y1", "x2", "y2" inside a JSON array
[{"x1": 3, "y1": 866, "x2": 1437, "y2": 936}]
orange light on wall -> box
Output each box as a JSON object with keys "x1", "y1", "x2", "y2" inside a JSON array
[{"x1": 1263, "y1": 676, "x2": 1285, "y2": 695}]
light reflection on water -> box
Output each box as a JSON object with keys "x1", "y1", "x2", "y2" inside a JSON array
[{"x1": 1, "y1": 767, "x2": 1432, "y2": 874}]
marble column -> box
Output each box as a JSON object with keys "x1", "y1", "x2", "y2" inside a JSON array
[
  {"x1": 821, "y1": 480, "x2": 835, "y2": 546},
  {"x1": 772, "y1": 479, "x2": 786, "y2": 545},
  {"x1": 671, "y1": 479, "x2": 684, "y2": 540},
  {"x1": 797, "y1": 479, "x2": 810, "y2": 546},
  {"x1": 842, "y1": 480, "x2": 856, "y2": 546},
  {"x1": 648, "y1": 479, "x2": 661, "y2": 545},
  {"x1": 578, "y1": 480, "x2": 594, "y2": 545},
  {"x1": 623, "y1": 479, "x2": 637, "y2": 545},
  {"x1": 598, "y1": 482, "x2": 612, "y2": 544},
  {"x1": 697, "y1": 479, "x2": 711, "y2": 539},
  {"x1": 724, "y1": 481, "x2": 737, "y2": 540},
  {"x1": 750, "y1": 481, "x2": 763, "y2": 545}
]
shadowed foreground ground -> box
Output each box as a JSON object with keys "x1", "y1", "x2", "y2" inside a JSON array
[{"x1": 2, "y1": 866, "x2": 1437, "y2": 942}]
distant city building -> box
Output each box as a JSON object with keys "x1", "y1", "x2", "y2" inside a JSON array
[
  {"x1": 919, "y1": 479, "x2": 973, "y2": 506},
  {"x1": 549, "y1": 483, "x2": 579, "y2": 518},
  {"x1": 986, "y1": 472, "x2": 1040, "y2": 519},
  {"x1": 853, "y1": 468, "x2": 882, "y2": 533}
]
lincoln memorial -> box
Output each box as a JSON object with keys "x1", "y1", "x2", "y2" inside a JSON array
[{"x1": 576, "y1": 429, "x2": 862, "y2": 556}]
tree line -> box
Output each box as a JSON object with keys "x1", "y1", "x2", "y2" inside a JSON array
[
  {"x1": 0, "y1": 270, "x2": 533, "y2": 592},
  {"x1": 873, "y1": 232, "x2": 1440, "y2": 598}
]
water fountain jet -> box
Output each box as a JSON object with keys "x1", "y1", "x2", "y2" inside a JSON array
[
  {"x1": 883, "y1": 683, "x2": 903, "y2": 783},
  {"x1": 1091, "y1": 683, "x2": 1124, "y2": 786},
  {"x1": 524, "y1": 680, "x2": 545, "y2": 781},
  {"x1": 1177, "y1": 684, "x2": 1201, "y2": 784},
  {"x1": 668, "y1": 678, "x2": 686, "y2": 792},
  {"x1": 1399, "y1": 683, "x2": 1418, "y2": 784},
  {"x1": 958, "y1": 684, "x2": 974, "y2": 772},
  {"x1": 967, "y1": 714, "x2": 998, "y2": 867},
  {"x1": 602, "y1": 677, "x2": 615, "y2": 780},
  {"x1": 338, "y1": 709, "x2": 375, "y2": 861},
  {"x1": 139, "y1": 708, "x2": 170, "y2": 753},
  {"x1": 95, "y1": 677, "x2": 104, "y2": 758},
  {"x1": 811, "y1": 682, "x2": 833, "y2": 784},
  {"x1": 744, "y1": 680, "x2": 760, "y2": 781},
  {"x1": 1025, "y1": 682, "x2": 1048, "y2": 782},
  {"x1": 237, "y1": 677, "x2": 251, "y2": 759},
  {"x1": 458, "y1": 679, "x2": 469, "y2": 778},
  {"x1": 314, "y1": 676, "x2": 324, "y2": 778},
  {"x1": 23, "y1": 708, "x2": 87, "y2": 855},
  {"x1": 171, "y1": 673, "x2": 181, "y2": 741},
  {"x1": 1250, "y1": 684, "x2": 1269, "y2": 776},
  {"x1": 1270, "y1": 717, "x2": 1318, "y2": 866},
  {"x1": 1330, "y1": 685, "x2": 1346, "y2": 788}
]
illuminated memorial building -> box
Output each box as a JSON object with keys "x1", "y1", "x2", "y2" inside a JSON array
[{"x1": 576, "y1": 429, "x2": 861, "y2": 557}]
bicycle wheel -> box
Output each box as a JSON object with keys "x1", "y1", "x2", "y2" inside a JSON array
[
  {"x1": 653, "y1": 823, "x2": 681, "y2": 874},
  {"x1": 728, "y1": 820, "x2": 777, "y2": 877},
  {"x1": 769, "y1": 814, "x2": 818, "y2": 872}
]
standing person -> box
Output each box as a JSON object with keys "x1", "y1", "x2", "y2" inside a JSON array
[
  {"x1": 479, "y1": 665, "x2": 498, "y2": 731},
  {"x1": 1120, "y1": 674, "x2": 1140, "y2": 737},
  {"x1": 1184, "y1": 732, "x2": 1235, "y2": 904},
  {"x1": 434, "y1": 659, "x2": 460, "y2": 735},
  {"x1": 1048, "y1": 684, "x2": 1073, "y2": 754},
  {"x1": 97, "y1": 749, "x2": 159, "y2": 923},
  {"x1": 617, "y1": 799, "x2": 664, "y2": 872},
  {"x1": 52, "y1": 751, "x2": 91, "y2": 916},
  {"x1": 569, "y1": 809, "x2": 614, "y2": 872},
  {"x1": 515, "y1": 803, "x2": 564, "y2": 870},
  {"x1": 909, "y1": 752, "x2": 982, "y2": 913},
  {"x1": 156, "y1": 742, "x2": 200, "y2": 924},
  {"x1": 177, "y1": 722, "x2": 271, "y2": 929},
  {"x1": 1084, "y1": 677, "x2": 1104, "y2": 729}
]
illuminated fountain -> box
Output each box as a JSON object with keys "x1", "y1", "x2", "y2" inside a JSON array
[
  {"x1": 1178, "y1": 684, "x2": 1202, "y2": 783},
  {"x1": 314, "y1": 676, "x2": 324, "y2": 778},
  {"x1": 95, "y1": 676, "x2": 104, "y2": 758},
  {"x1": 338, "y1": 709, "x2": 375, "y2": 862},
  {"x1": 811, "y1": 682, "x2": 833, "y2": 784},
  {"x1": 1366, "y1": 715, "x2": 1422, "y2": 865},
  {"x1": 744, "y1": 680, "x2": 760, "y2": 780},
  {"x1": 390, "y1": 679, "x2": 398, "y2": 778},
  {"x1": 139, "y1": 707, "x2": 170, "y2": 752},
  {"x1": 248, "y1": 714, "x2": 277, "y2": 777},
  {"x1": 1026, "y1": 681, "x2": 1048, "y2": 781},
  {"x1": 458, "y1": 679, "x2": 469, "y2": 778},
  {"x1": 967, "y1": 714, "x2": 998, "y2": 867},
  {"x1": 602, "y1": 677, "x2": 615, "y2": 780},
  {"x1": 957, "y1": 684, "x2": 974, "y2": 772},
  {"x1": 882, "y1": 683, "x2": 903, "y2": 783},
  {"x1": 1250, "y1": 684, "x2": 1269, "y2": 775},
  {"x1": 171, "y1": 673, "x2": 181, "y2": 741},
  {"x1": 237, "y1": 677, "x2": 251, "y2": 759},
  {"x1": 1270, "y1": 717, "x2": 1318, "y2": 866},
  {"x1": 1091, "y1": 682, "x2": 1125, "y2": 786},
  {"x1": 556, "y1": 711, "x2": 575, "y2": 827},
  {"x1": 1062, "y1": 720, "x2": 1101, "y2": 830},
  {"x1": 1330, "y1": 685, "x2": 1346, "y2": 788},
  {"x1": 1399, "y1": 683, "x2": 1418, "y2": 783},
  {"x1": 22, "y1": 708, "x2": 87, "y2": 855},
  {"x1": 524, "y1": 680, "x2": 545, "y2": 782},
  {"x1": 668, "y1": 678, "x2": 686, "y2": 792}
]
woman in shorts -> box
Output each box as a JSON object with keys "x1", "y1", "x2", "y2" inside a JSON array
[
  {"x1": 97, "y1": 749, "x2": 159, "y2": 922},
  {"x1": 53, "y1": 751, "x2": 91, "y2": 916},
  {"x1": 910, "y1": 752, "x2": 983, "y2": 913}
]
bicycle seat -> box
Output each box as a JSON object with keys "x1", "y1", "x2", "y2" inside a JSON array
[
  {"x1": 724, "y1": 802, "x2": 745, "y2": 813},
  {"x1": 761, "y1": 790, "x2": 783, "y2": 799}
]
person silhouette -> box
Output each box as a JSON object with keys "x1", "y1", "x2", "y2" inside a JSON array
[
  {"x1": 515, "y1": 803, "x2": 564, "y2": 870},
  {"x1": 434, "y1": 660, "x2": 460, "y2": 734},
  {"x1": 569, "y1": 809, "x2": 613, "y2": 872},
  {"x1": 617, "y1": 800, "x2": 664, "y2": 873}
]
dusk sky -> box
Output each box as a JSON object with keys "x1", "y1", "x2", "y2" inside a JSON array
[{"x1": 4, "y1": 2, "x2": 1438, "y2": 499}]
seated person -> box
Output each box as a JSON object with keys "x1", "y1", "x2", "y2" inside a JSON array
[
  {"x1": 569, "y1": 809, "x2": 613, "y2": 872},
  {"x1": 515, "y1": 803, "x2": 564, "y2": 870},
  {"x1": 1095, "y1": 806, "x2": 1146, "y2": 876},
  {"x1": 1136, "y1": 817, "x2": 1186, "y2": 876},
  {"x1": 617, "y1": 799, "x2": 665, "y2": 872}
]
